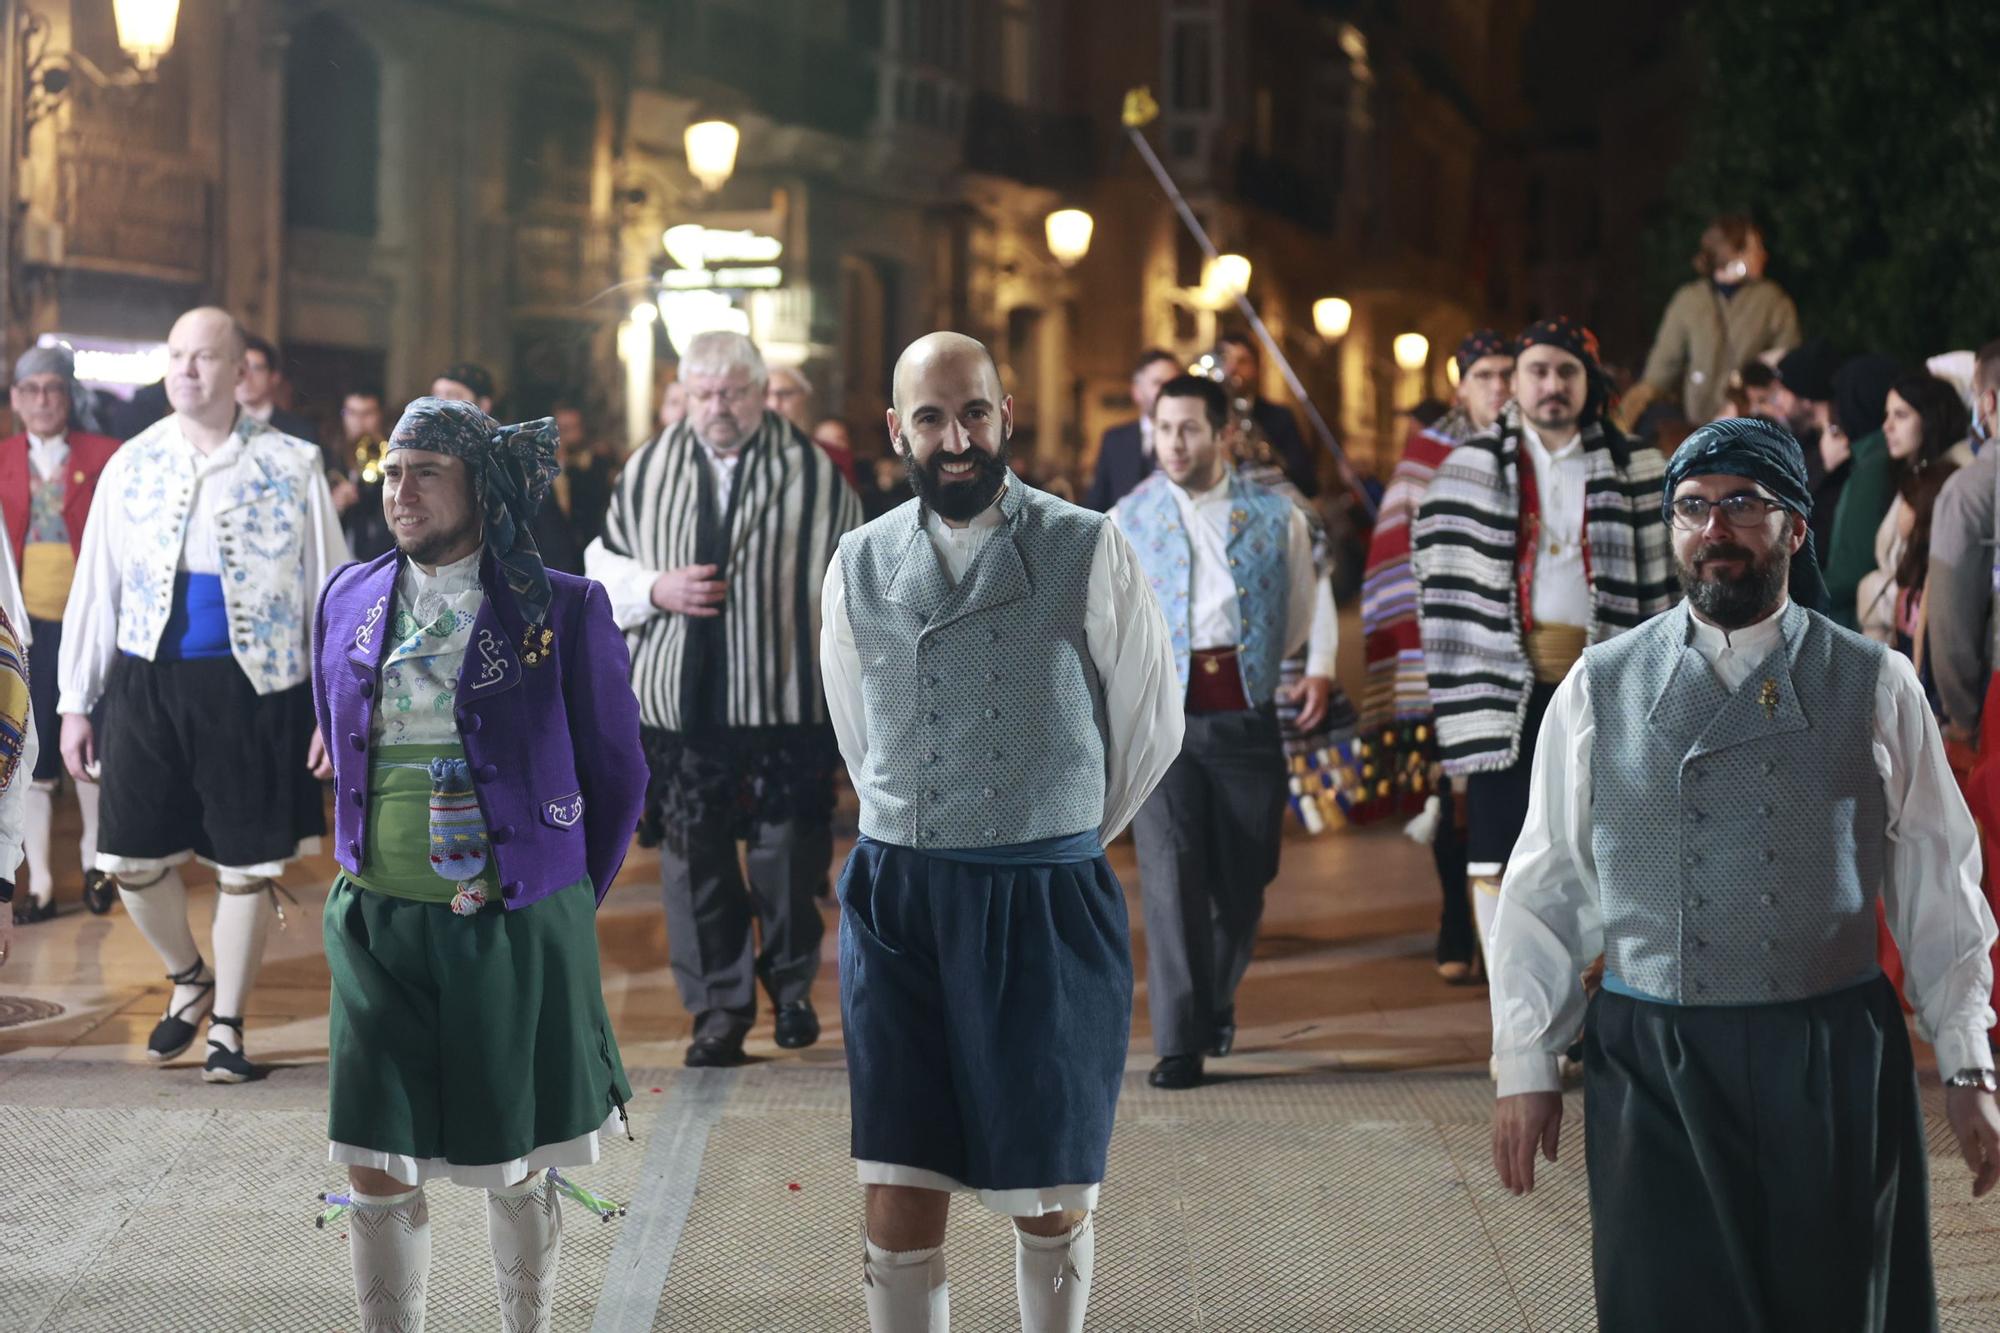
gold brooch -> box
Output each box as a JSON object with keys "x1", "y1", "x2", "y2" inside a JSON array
[
  {"x1": 1758, "y1": 678, "x2": 1779, "y2": 719},
  {"x1": 71, "y1": 470, "x2": 85, "y2": 485},
  {"x1": 520, "y1": 624, "x2": 555, "y2": 668}
]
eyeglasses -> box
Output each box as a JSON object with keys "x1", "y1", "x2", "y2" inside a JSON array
[
  {"x1": 688, "y1": 385, "x2": 759, "y2": 409},
  {"x1": 12, "y1": 380, "x2": 67, "y2": 400},
  {"x1": 1668, "y1": 495, "x2": 1786, "y2": 530}
]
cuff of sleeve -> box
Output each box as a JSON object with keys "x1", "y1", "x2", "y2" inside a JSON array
[
  {"x1": 1932, "y1": 1030, "x2": 1996, "y2": 1083},
  {"x1": 1304, "y1": 650, "x2": 1336, "y2": 680},
  {"x1": 57, "y1": 691, "x2": 95, "y2": 717},
  {"x1": 1493, "y1": 1051, "x2": 1563, "y2": 1097}
]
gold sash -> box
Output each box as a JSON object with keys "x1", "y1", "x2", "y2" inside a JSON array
[{"x1": 1526, "y1": 622, "x2": 1588, "y2": 684}]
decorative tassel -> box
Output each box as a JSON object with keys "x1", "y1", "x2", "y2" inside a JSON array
[
  {"x1": 1403, "y1": 794, "x2": 1443, "y2": 846},
  {"x1": 315, "y1": 1191, "x2": 354, "y2": 1230},
  {"x1": 546, "y1": 1168, "x2": 626, "y2": 1223}
]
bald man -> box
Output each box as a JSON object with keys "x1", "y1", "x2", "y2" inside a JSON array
[
  {"x1": 822, "y1": 331, "x2": 1181, "y2": 1332},
  {"x1": 59, "y1": 307, "x2": 348, "y2": 1083}
]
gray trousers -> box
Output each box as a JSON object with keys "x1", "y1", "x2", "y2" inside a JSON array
[
  {"x1": 661, "y1": 817, "x2": 831, "y2": 1041},
  {"x1": 1131, "y1": 706, "x2": 1287, "y2": 1058}
]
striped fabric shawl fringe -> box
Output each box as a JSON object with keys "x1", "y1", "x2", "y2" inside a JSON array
[
  {"x1": 597, "y1": 414, "x2": 861, "y2": 734},
  {"x1": 1411, "y1": 404, "x2": 1673, "y2": 776},
  {"x1": 1360, "y1": 408, "x2": 1476, "y2": 733}
]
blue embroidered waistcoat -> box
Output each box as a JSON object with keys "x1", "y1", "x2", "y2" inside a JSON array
[
  {"x1": 1114, "y1": 469, "x2": 1292, "y2": 705},
  {"x1": 839, "y1": 483, "x2": 1108, "y2": 850},
  {"x1": 1586, "y1": 601, "x2": 1888, "y2": 1005}
]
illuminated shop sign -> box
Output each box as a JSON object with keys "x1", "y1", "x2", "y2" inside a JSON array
[
  {"x1": 38, "y1": 333, "x2": 168, "y2": 398},
  {"x1": 661, "y1": 224, "x2": 785, "y2": 290}
]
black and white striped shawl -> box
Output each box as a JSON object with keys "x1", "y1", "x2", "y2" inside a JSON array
[
  {"x1": 599, "y1": 413, "x2": 861, "y2": 732},
  {"x1": 1411, "y1": 402, "x2": 1674, "y2": 775}
]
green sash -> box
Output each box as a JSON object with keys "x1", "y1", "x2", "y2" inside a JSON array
[{"x1": 348, "y1": 742, "x2": 493, "y2": 904}]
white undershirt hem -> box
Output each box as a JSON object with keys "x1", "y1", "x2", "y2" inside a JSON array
[{"x1": 855, "y1": 1159, "x2": 1100, "y2": 1217}]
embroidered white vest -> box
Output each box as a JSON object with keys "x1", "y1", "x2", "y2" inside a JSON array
[{"x1": 114, "y1": 415, "x2": 326, "y2": 694}]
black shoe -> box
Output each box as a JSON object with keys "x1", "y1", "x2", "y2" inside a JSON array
[
  {"x1": 1148, "y1": 1054, "x2": 1205, "y2": 1090},
  {"x1": 201, "y1": 1016, "x2": 267, "y2": 1084},
  {"x1": 147, "y1": 957, "x2": 214, "y2": 1063},
  {"x1": 684, "y1": 1035, "x2": 746, "y2": 1068},
  {"x1": 773, "y1": 1001, "x2": 820, "y2": 1050},
  {"x1": 1207, "y1": 1009, "x2": 1236, "y2": 1058},
  {"x1": 13, "y1": 896, "x2": 57, "y2": 925},
  {"x1": 82, "y1": 870, "x2": 116, "y2": 915}
]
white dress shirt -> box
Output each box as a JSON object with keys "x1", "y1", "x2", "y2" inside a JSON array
[
  {"x1": 701, "y1": 440, "x2": 743, "y2": 517},
  {"x1": 1518, "y1": 420, "x2": 1591, "y2": 628},
  {"x1": 1490, "y1": 599, "x2": 1998, "y2": 1096},
  {"x1": 1164, "y1": 474, "x2": 1333, "y2": 676},
  {"x1": 821, "y1": 478, "x2": 1184, "y2": 846},
  {"x1": 27, "y1": 433, "x2": 67, "y2": 483}
]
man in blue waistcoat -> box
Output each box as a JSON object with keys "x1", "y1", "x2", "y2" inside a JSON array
[
  {"x1": 1114, "y1": 375, "x2": 1326, "y2": 1090},
  {"x1": 1490, "y1": 416, "x2": 2000, "y2": 1331},
  {"x1": 821, "y1": 331, "x2": 1181, "y2": 1332}
]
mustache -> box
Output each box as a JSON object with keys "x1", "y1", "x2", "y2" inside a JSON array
[{"x1": 1693, "y1": 542, "x2": 1757, "y2": 565}]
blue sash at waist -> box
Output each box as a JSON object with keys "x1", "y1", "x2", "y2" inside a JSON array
[
  {"x1": 855, "y1": 829, "x2": 1103, "y2": 867},
  {"x1": 129, "y1": 573, "x2": 231, "y2": 661},
  {"x1": 1601, "y1": 964, "x2": 1884, "y2": 1006}
]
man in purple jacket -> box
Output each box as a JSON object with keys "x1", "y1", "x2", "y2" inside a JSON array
[{"x1": 311, "y1": 397, "x2": 647, "y2": 1332}]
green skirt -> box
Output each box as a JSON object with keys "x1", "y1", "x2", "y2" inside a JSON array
[{"x1": 324, "y1": 874, "x2": 633, "y2": 1188}]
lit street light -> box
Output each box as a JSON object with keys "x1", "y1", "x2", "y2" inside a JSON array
[
  {"x1": 1045, "y1": 209, "x2": 1094, "y2": 268},
  {"x1": 113, "y1": 0, "x2": 181, "y2": 72},
  {"x1": 1392, "y1": 332, "x2": 1430, "y2": 371},
  {"x1": 684, "y1": 119, "x2": 740, "y2": 193},
  {"x1": 1312, "y1": 297, "x2": 1352, "y2": 341}
]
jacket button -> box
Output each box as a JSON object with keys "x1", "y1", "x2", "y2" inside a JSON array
[
  {"x1": 503, "y1": 881, "x2": 522, "y2": 898},
  {"x1": 358, "y1": 680, "x2": 373, "y2": 698},
  {"x1": 459, "y1": 712, "x2": 482, "y2": 733},
  {"x1": 347, "y1": 839, "x2": 360, "y2": 859},
  {"x1": 349, "y1": 789, "x2": 363, "y2": 808},
  {"x1": 477, "y1": 764, "x2": 499, "y2": 783},
  {"x1": 491, "y1": 825, "x2": 515, "y2": 845},
  {"x1": 347, "y1": 733, "x2": 365, "y2": 751}
]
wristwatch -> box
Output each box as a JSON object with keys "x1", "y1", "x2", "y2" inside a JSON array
[{"x1": 1945, "y1": 1067, "x2": 2000, "y2": 1094}]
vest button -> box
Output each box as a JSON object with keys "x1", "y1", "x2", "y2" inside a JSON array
[
  {"x1": 925, "y1": 674, "x2": 939, "y2": 687},
  {"x1": 1760, "y1": 803, "x2": 1773, "y2": 816},
  {"x1": 927, "y1": 789, "x2": 939, "y2": 801},
  {"x1": 925, "y1": 751, "x2": 939, "y2": 765},
  {"x1": 920, "y1": 829, "x2": 935, "y2": 843},
  {"x1": 988, "y1": 670, "x2": 1000, "y2": 684},
  {"x1": 1687, "y1": 895, "x2": 1706, "y2": 909},
  {"x1": 1762, "y1": 849, "x2": 1777, "y2": 864},
  {"x1": 985, "y1": 828, "x2": 998, "y2": 842},
  {"x1": 983, "y1": 786, "x2": 995, "y2": 799},
  {"x1": 1760, "y1": 892, "x2": 1774, "y2": 906},
  {"x1": 927, "y1": 711, "x2": 940, "y2": 724},
  {"x1": 1694, "y1": 936, "x2": 1707, "y2": 949},
  {"x1": 990, "y1": 748, "x2": 1003, "y2": 761},
  {"x1": 1762, "y1": 939, "x2": 1775, "y2": 953},
  {"x1": 1693, "y1": 980, "x2": 1707, "y2": 993},
  {"x1": 1684, "y1": 852, "x2": 1701, "y2": 867},
  {"x1": 1686, "y1": 810, "x2": 1704, "y2": 823},
  {"x1": 1762, "y1": 760, "x2": 1776, "y2": 776},
  {"x1": 985, "y1": 707, "x2": 999, "y2": 720}
]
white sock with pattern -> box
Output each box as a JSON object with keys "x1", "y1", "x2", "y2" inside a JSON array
[
  {"x1": 348, "y1": 1185, "x2": 430, "y2": 1333},
  {"x1": 863, "y1": 1236, "x2": 949, "y2": 1332},
  {"x1": 23, "y1": 783, "x2": 52, "y2": 905},
  {"x1": 486, "y1": 1171, "x2": 563, "y2": 1333},
  {"x1": 1015, "y1": 1213, "x2": 1093, "y2": 1333}
]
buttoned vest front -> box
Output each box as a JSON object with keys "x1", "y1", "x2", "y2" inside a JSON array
[
  {"x1": 840, "y1": 483, "x2": 1107, "y2": 850},
  {"x1": 113, "y1": 415, "x2": 327, "y2": 694},
  {"x1": 1587, "y1": 602, "x2": 1886, "y2": 1005},
  {"x1": 1116, "y1": 469, "x2": 1292, "y2": 704}
]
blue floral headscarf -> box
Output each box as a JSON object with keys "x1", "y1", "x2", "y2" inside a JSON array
[
  {"x1": 387, "y1": 396, "x2": 562, "y2": 628},
  {"x1": 1663, "y1": 415, "x2": 1830, "y2": 613}
]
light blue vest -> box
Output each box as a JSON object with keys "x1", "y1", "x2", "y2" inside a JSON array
[
  {"x1": 1586, "y1": 602, "x2": 1887, "y2": 1005},
  {"x1": 1114, "y1": 470, "x2": 1293, "y2": 704},
  {"x1": 839, "y1": 483, "x2": 1108, "y2": 850}
]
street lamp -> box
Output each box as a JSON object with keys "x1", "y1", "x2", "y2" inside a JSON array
[
  {"x1": 1312, "y1": 297, "x2": 1352, "y2": 341},
  {"x1": 1045, "y1": 209, "x2": 1094, "y2": 268},
  {"x1": 1200, "y1": 253, "x2": 1251, "y2": 308},
  {"x1": 112, "y1": 0, "x2": 181, "y2": 73},
  {"x1": 684, "y1": 119, "x2": 740, "y2": 193},
  {"x1": 1392, "y1": 332, "x2": 1430, "y2": 371}
]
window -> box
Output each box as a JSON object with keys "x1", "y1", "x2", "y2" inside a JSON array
[
  {"x1": 1168, "y1": 17, "x2": 1213, "y2": 113},
  {"x1": 513, "y1": 58, "x2": 597, "y2": 212},
  {"x1": 999, "y1": 0, "x2": 1032, "y2": 103},
  {"x1": 283, "y1": 12, "x2": 380, "y2": 236}
]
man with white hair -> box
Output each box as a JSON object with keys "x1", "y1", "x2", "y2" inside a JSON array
[
  {"x1": 587, "y1": 331, "x2": 860, "y2": 1067},
  {"x1": 58, "y1": 306, "x2": 348, "y2": 1082},
  {"x1": 766, "y1": 365, "x2": 815, "y2": 433}
]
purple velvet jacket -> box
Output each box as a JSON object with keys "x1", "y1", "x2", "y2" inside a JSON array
[{"x1": 312, "y1": 550, "x2": 648, "y2": 911}]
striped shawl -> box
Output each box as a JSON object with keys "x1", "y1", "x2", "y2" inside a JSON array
[
  {"x1": 1411, "y1": 402, "x2": 1673, "y2": 775},
  {"x1": 1360, "y1": 408, "x2": 1475, "y2": 732},
  {"x1": 599, "y1": 414, "x2": 861, "y2": 732}
]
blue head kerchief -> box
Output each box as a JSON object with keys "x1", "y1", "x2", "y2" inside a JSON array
[
  {"x1": 387, "y1": 396, "x2": 562, "y2": 628},
  {"x1": 1662, "y1": 416, "x2": 1828, "y2": 614}
]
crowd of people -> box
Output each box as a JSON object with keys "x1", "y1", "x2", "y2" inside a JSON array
[{"x1": 0, "y1": 200, "x2": 1996, "y2": 1329}]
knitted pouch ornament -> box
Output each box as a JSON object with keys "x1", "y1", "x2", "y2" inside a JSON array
[{"x1": 427, "y1": 758, "x2": 490, "y2": 884}]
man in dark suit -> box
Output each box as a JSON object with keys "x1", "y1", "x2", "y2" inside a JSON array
[
  {"x1": 237, "y1": 334, "x2": 319, "y2": 442},
  {"x1": 1219, "y1": 332, "x2": 1318, "y2": 497},
  {"x1": 1084, "y1": 348, "x2": 1179, "y2": 511}
]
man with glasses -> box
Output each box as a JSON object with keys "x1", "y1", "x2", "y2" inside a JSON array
[
  {"x1": 1413, "y1": 317, "x2": 1675, "y2": 970},
  {"x1": 586, "y1": 331, "x2": 860, "y2": 1068},
  {"x1": 1, "y1": 345, "x2": 117, "y2": 923},
  {"x1": 1490, "y1": 415, "x2": 2000, "y2": 1330}
]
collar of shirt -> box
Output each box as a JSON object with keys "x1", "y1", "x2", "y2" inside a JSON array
[
  {"x1": 1685, "y1": 597, "x2": 1789, "y2": 669},
  {"x1": 171, "y1": 417, "x2": 245, "y2": 475},
  {"x1": 27, "y1": 432, "x2": 68, "y2": 481},
  {"x1": 1140, "y1": 416, "x2": 1155, "y2": 459},
  {"x1": 1518, "y1": 418, "x2": 1583, "y2": 467},
  {"x1": 699, "y1": 440, "x2": 743, "y2": 476},
  {"x1": 921, "y1": 473, "x2": 1009, "y2": 545},
  {"x1": 242, "y1": 400, "x2": 274, "y2": 424},
  {"x1": 1164, "y1": 470, "x2": 1234, "y2": 526},
  {"x1": 402, "y1": 545, "x2": 484, "y2": 598}
]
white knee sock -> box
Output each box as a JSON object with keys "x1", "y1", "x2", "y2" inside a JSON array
[
  {"x1": 118, "y1": 868, "x2": 203, "y2": 1007},
  {"x1": 487, "y1": 1172, "x2": 563, "y2": 1333},
  {"x1": 210, "y1": 887, "x2": 274, "y2": 1053},
  {"x1": 349, "y1": 1185, "x2": 430, "y2": 1333},
  {"x1": 1015, "y1": 1214, "x2": 1094, "y2": 1333},
  {"x1": 23, "y1": 783, "x2": 53, "y2": 904},
  {"x1": 76, "y1": 779, "x2": 101, "y2": 869},
  {"x1": 863, "y1": 1237, "x2": 949, "y2": 1332}
]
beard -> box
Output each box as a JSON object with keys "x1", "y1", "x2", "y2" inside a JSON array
[
  {"x1": 901, "y1": 433, "x2": 1011, "y2": 522},
  {"x1": 1676, "y1": 539, "x2": 1789, "y2": 629},
  {"x1": 395, "y1": 511, "x2": 481, "y2": 567}
]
